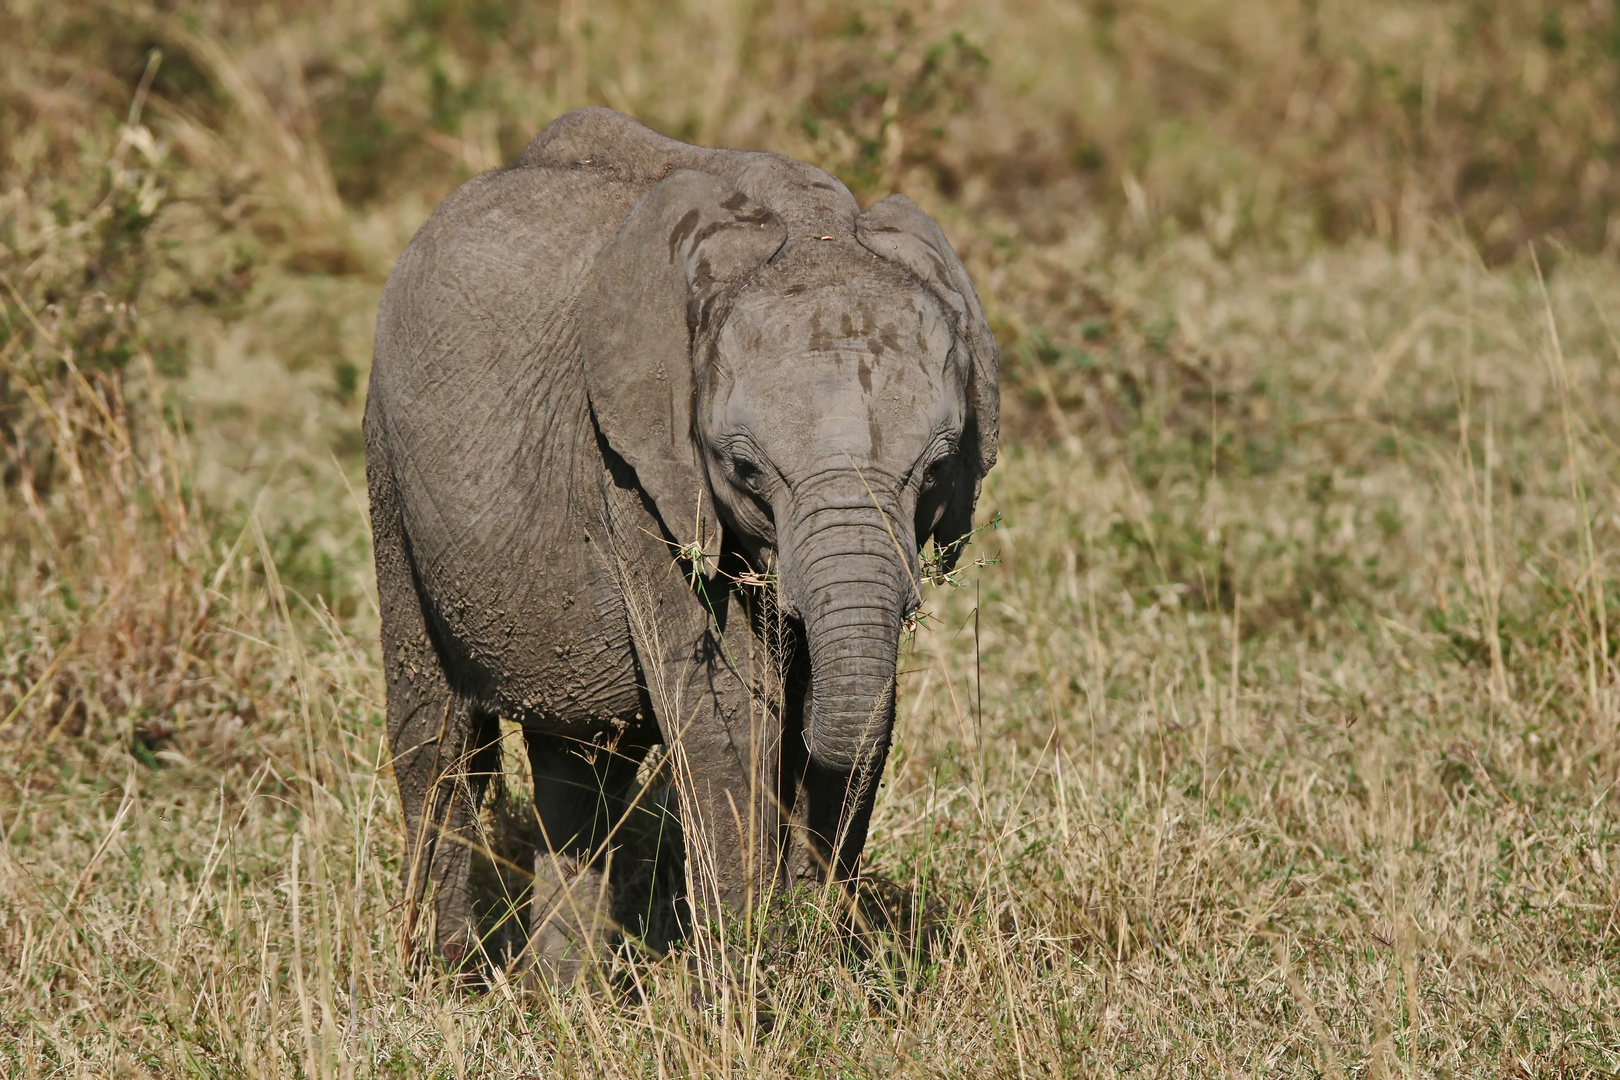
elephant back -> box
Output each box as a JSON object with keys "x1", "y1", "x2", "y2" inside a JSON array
[
  {"x1": 517, "y1": 109, "x2": 859, "y2": 241},
  {"x1": 518, "y1": 108, "x2": 729, "y2": 184}
]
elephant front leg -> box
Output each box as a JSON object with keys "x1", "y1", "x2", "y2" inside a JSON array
[
  {"x1": 600, "y1": 497, "x2": 785, "y2": 942},
  {"x1": 793, "y1": 751, "x2": 891, "y2": 886},
  {"x1": 640, "y1": 590, "x2": 784, "y2": 937}
]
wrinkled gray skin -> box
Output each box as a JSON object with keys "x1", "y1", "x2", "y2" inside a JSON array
[{"x1": 365, "y1": 108, "x2": 998, "y2": 977}]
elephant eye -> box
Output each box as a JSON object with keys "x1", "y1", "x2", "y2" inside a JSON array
[
  {"x1": 731, "y1": 454, "x2": 762, "y2": 485},
  {"x1": 920, "y1": 456, "x2": 952, "y2": 491}
]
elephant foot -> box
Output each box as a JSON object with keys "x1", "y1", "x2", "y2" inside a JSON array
[
  {"x1": 437, "y1": 934, "x2": 495, "y2": 993},
  {"x1": 405, "y1": 899, "x2": 483, "y2": 983},
  {"x1": 525, "y1": 851, "x2": 616, "y2": 986},
  {"x1": 678, "y1": 932, "x2": 779, "y2": 1035}
]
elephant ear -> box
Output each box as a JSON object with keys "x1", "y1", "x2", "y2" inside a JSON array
[
  {"x1": 856, "y1": 194, "x2": 1000, "y2": 571},
  {"x1": 581, "y1": 170, "x2": 787, "y2": 576}
]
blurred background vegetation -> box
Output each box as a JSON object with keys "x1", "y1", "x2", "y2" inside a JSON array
[
  {"x1": 6, "y1": 0, "x2": 1618, "y2": 616},
  {"x1": 6, "y1": 0, "x2": 1618, "y2": 415},
  {"x1": 6, "y1": 0, "x2": 1618, "y2": 564}
]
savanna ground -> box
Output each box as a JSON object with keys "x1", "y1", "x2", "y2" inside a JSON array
[{"x1": 3, "y1": 0, "x2": 1620, "y2": 1075}]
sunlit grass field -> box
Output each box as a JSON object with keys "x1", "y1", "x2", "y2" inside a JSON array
[{"x1": 3, "y1": 1, "x2": 1619, "y2": 1075}]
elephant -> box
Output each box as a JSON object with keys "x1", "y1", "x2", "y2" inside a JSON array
[{"x1": 363, "y1": 107, "x2": 998, "y2": 979}]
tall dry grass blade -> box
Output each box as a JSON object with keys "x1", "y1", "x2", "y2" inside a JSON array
[{"x1": 1533, "y1": 248, "x2": 1611, "y2": 707}]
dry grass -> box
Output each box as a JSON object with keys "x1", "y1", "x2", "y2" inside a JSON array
[{"x1": 4, "y1": 0, "x2": 1620, "y2": 1076}]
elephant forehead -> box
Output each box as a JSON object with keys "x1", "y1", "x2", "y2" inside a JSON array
[
  {"x1": 719, "y1": 278, "x2": 956, "y2": 368},
  {"x1": 711, "y1": 280, "x2": 966, "y2": 464},
  {"x1": 718, "y1": 345, "x2": 965, "y2": 467}
]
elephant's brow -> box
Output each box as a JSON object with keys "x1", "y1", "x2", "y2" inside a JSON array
[
  {"x1": 778, "y1": 346, "x2": 907, "y2": 373},
  {"x1": 789, "y1": 340, "x2": 905, "y2": 357}
]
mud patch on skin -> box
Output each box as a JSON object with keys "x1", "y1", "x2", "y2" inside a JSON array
[{"x1": 668, "y1": 208, "x2": 702, "y2": 260}]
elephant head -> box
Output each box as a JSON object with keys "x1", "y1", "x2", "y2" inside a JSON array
[{"x1": 582, "y1": 163, "x2": 998, "y2": 876}]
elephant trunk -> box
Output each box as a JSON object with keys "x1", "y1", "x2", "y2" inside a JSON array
[{"x1": 786, "y1": 513, "x2": 913, "y2": 776}]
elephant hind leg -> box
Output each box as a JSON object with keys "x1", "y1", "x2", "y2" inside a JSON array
[
  {"x1": 393, "y1": 692, "x2": 501, "y2": 973},
  {"x1": 524, "y1": 732, "x2": 647, "y2": 983},
  {"x1": 369, "y1": 450, "x2": 501, "y2": 972}
]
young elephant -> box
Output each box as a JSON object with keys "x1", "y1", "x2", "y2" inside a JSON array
[{"x1": 365, "y1": 108, "x2": 998, "y2": 978}]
